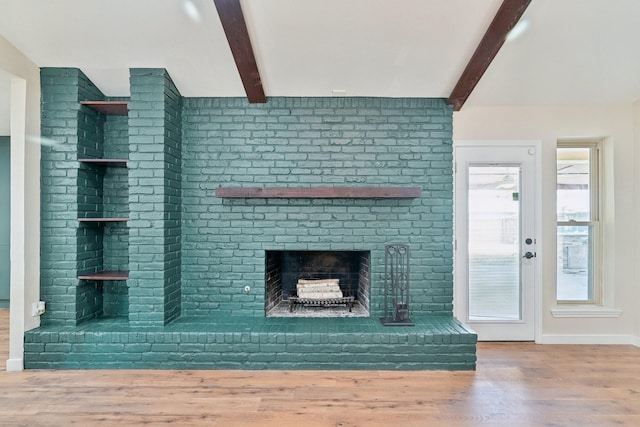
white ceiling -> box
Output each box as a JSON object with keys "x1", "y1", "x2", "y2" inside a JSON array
[
  {"x1": 468, "y1": 0, "x2": 640, "y2": 106},
  {"x1": 1, "y1": 0, "x2": 640, "y2": 131}
]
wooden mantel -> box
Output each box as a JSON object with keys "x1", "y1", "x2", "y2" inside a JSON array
[{"x1": 215, "y1": 187, "x2": 422, "y2": 199}]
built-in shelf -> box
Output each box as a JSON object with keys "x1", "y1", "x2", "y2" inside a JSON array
[
  {"x1": 78, "y1": 158, "x2": 128, "y2": 167},
  {"x1": 215, "y1": 186, "x2": 422, "y2": 199},
  {"x1": 78, "y1": 217, "x2": 129, "y2": 223},
  {"x1": 78, "y1": 270, "x2": 129, "y2": 281},
  {"x1": 80, "y1": 101, "x2": 129, "y2": 116}
]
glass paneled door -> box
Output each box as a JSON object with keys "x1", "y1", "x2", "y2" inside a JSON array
[{"x1": 454, "y1": 143, "x2": 539, "y2": 341}]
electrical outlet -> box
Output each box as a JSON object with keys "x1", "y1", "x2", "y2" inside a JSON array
[{"x1": 32, "y1": 301, "x2": 46, "y2": 317}]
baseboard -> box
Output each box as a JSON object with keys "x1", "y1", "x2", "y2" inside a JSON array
[
  {"x1": 541, "y1": 334, "x2": 635, "y2": 345},
  {"x1": 5, "y1": 358, "x2": 24, "y2": 372}
]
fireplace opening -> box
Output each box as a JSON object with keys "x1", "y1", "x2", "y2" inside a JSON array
[{"x1": 265, "y1": 250, "x2": 370, "y2": 317}]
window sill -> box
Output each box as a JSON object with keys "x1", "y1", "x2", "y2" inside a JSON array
[{"x1": 550, "y1": 306, "x2": 622, "y2": 318}]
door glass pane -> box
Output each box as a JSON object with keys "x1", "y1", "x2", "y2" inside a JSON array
[{"x1": 468, "y1": 166, "x2": 521, "y2": 321}]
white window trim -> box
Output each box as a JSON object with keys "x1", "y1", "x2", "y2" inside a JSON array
[{"x1": 550, "y1": 306, "x2": 622, "y2": 318}]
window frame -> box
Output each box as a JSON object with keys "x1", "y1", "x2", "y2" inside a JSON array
[{"x1": 556, "y1": 140, "x2": 602, "y2": 304}]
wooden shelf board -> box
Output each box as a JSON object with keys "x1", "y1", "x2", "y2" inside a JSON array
[
  {"x1": 78, "y1": 217, "x2": 129, "y2": 223},
  {"x1": 215, "y1": 186, "x2": 422, "y2": 199},
  {"x1": 78, "y1": 270, "x2": 129, "y2": 281},
  {"x1": 80, "y1": 101, "x2": 128, "y2": 115},
  {"x1": 78, "y1": 158, "x2": 128, "y2": 167}
]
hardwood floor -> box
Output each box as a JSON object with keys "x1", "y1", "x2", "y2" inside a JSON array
[
  {"x1": 1, "y1": 308, "x2": 639, "y2": 426},
  {"x1": 0, "y1": 308, "x2": 7, "y2": 365}
]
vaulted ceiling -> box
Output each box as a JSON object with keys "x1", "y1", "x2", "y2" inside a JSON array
[{"x1": 1, "y1": 0, "x2": 640, "y2": 113}]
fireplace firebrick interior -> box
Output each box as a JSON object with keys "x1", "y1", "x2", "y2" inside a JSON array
[{"x1": 265, "y1": 250, "x2": 370, "y2": 317}]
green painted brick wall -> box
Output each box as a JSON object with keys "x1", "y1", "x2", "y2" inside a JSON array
[
  {"x1": 102, "y1": 113, "x2": 130, "y2": 318},
  {"x1": 40, "y1": 69, "x2": 454, "y2": 324},
  {"x1": 41, "y1": 68, "x2": 92, "y2": 325},
  {"x1": 76, "y1": 71, "x2": 110, "y2": 323},
  {"x1": 180, "y1": 97, "x2": 454, "y2": 318},
  {"x1": 34, "y1": 68, "x2": 473, "y2": 370},
  {"x1": 128, "y1": 68, "x2": 182, "y2": 327},
  {"x1": 41, "y1": 68, "x2": 131, "y2": 324},
  {"x1": 162, "y1": 71, "x2": 183, "y2": 325}
]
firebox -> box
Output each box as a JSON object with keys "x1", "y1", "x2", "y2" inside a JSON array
[{"x1": 265, "y1": 250, "x2": 371, "y2": 317}]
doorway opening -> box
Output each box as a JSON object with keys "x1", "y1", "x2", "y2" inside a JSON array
[{"x1": 454, "y1": 141, "x2": 541, "y2": 341}]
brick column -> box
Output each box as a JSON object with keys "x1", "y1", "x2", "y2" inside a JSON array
[
  {"x1": 128, "y1": 69, "x2": 182, "y2": 327},
  {"x1": 40, "y1": 68, "x2": 106, "y2": 325}
]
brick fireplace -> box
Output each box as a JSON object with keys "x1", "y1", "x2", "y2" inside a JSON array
[{"x1": 26, "y1": 67, "x2": 477, "y2": 370}]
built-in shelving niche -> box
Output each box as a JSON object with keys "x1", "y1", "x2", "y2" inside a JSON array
[{"x1": 77, "y1": 99, "x2": 130, "y2": 320}]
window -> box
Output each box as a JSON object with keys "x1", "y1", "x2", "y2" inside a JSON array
[{"x1": 556, "y1": 141, "x2": 601, "y2": 303}]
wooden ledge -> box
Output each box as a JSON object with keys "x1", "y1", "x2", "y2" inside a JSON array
[
  {"x1": 215, "y1": 187, "x2": 422, "y2": 199},
  {"x1": 79, "y1": 158, "x2": 128, "y2": 167},
  {"x1": 80, "y1": 101, "x2": 129, "y2": 116},
  {"x1": 78, "y1": 270, "x2": 129, "y2": 281},
  {"x1": 78, "y1": 217, "x2": 129, "y2": 223}
]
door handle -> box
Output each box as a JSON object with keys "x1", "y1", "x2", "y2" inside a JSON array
[{"x1": 523, "y1": 251, "x2": 536, "y2": 259}]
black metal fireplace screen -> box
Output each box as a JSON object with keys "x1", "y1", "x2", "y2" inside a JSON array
[{"x1": 381, "y1": 244, "x2": 414, "y2": 326}]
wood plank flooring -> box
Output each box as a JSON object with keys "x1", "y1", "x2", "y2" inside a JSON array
[{"x1": 1, "y1": 308, "x2": 639, "y2": 426}]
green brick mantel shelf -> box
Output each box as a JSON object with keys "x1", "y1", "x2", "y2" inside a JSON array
[{"x1": 215, "y1": 186, "x2": 422, "y2": 199}]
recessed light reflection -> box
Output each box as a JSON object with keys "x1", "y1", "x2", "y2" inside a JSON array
[
  {"x1": 506, "y1": 19, "x2": 530, "y2": 42},
  {"x1": 183, "y1": 0, "x2": 201, "y2": 23},
  {"x1": 27, "y1": 136, "x2": 62, "y2": 147}
]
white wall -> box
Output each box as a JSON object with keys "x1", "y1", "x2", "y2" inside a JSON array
[
  {"x1": 0, "y1": 36, "x2": 41, "y2": 370},
  {"x1": 0, "y1": 77, "x2": 10, "y2": 135},
  {"x1": 454, "y1": 105, "x2": 636, "y2": 344}
]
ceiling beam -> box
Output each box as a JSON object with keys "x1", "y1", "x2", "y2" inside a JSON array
[
  {"x1": 447, "y1": 0, "x2": 532, "y2": 111},
  {"x1": 213, "y1": 0, "x2": 266, "y2": 103}
]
